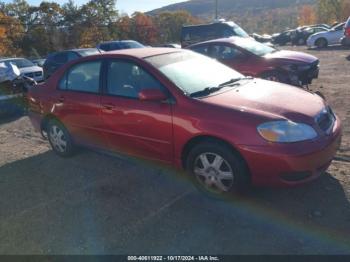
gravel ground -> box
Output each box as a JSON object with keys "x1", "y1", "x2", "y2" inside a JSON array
[{"x1": 0, "y1": 46, "x2": 349, "y2": 255}]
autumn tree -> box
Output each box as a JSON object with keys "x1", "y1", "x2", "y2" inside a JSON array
[
  {"x1": 130, "y1": 12, "x2": 158, "y2": 45},
  {"x1": 0, "y1": 12, "x2": 24, "y2": 56},
  {"x1": 298, "y1": 5, "x2": 317, "y2": 26},
  {"x1": 154, "y1": 10, "x2": 203, "y2": 43}
]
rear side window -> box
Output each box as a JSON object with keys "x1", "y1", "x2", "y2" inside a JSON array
[
  {"x1": 106, "y1": 60, "x2": 164, "y2": 99},
  {"x1": 59, "y1": 61, "x2": 101, "y2": 93}
]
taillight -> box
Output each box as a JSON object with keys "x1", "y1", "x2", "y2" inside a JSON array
[{"x1": 346, "y1": 28, "x2": 350, "y2": 37}]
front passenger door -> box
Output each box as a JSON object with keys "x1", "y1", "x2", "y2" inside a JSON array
[{"x1": 100, "y1": 59, "x2": 173, "y2": 163}]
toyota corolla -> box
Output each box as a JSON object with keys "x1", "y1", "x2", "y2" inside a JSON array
[{"x1": 27, "y1": 48, "x2": 341, "y2": 195}]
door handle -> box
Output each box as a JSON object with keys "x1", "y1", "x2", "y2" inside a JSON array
[
  {"x1": 58, "y1": 96, "x2": 65, "y2": 103},
  {"x1": 102, "y1": 103, "x2": 115, "y2": 110}
]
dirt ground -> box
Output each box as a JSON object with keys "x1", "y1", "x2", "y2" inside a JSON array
[{"x1": 0, "y1": 46, "x2": 349, "y2": 255}]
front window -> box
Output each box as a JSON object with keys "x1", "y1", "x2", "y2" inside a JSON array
[
  {"x1": 106, "y1": 60, "x2": 164, "y2": 99},
  {"x1": 146, "y1": 51, "x2": 242, "y2": 96},
  {"x1": 9, "y1": 59, "x2": 34, "y2": 68},
  {"x1": 233, "y1": 38, "x2": 276, "y2": 56}
]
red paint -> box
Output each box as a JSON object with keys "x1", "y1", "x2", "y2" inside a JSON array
[{"x1": 28, "y1": 48, "x2": 342, "y2": 187}]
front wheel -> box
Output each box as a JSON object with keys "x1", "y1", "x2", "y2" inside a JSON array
[
  {"x1": 186, "y1": 141, "x2": 250, "y2": 196},
  {"x1": 315, "y1": 38, "x2": 327, "y2": 49},
  {"x1": 47, "y1": 119, "x2": 75, "y2": 157}
]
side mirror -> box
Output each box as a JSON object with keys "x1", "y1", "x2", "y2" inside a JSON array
[{"x1": 138, "y1": 89, "x2": 167, "y2": 101}]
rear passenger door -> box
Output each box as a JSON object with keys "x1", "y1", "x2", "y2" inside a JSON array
[{"x1": 54, "y1": 60, "x2": 105, "y2": 148}]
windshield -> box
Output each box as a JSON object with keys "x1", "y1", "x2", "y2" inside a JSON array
[
  {"x1": 146, "y1": 51, "x2": 243, "y2": 96},
  {"x1": 233, "y1": 25, "x2": 249, "y2": 38},
  {"x1": 77, "y1": 49, "x2": 100, "y2": 57},
  {"x1": 7, "y1": 58, "x2": 34, "y2": 68},
  {"x1": 234, "y1": 38, "x2": 276, "y2": 56}
]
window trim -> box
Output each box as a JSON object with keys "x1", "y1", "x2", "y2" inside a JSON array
[
  {"x1": 57, "y1": 59, "x2": 104, "y2": 95},
  {"x1": 102, "y1": 58, "x2": 170, "y2": 100}
]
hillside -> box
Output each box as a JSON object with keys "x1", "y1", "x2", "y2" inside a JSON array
[{"x1": 148, "y1": 0, "x2": 317, "y2": 34}]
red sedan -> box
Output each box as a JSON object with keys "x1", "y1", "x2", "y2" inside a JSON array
[
  {"x1": 28, "y1": 48, "x2": 341, "y2": 195},
  {"x1": 187, "y1": 37, "x2": 319, "y2": 87}
]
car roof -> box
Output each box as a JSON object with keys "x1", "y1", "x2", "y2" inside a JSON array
[
  {"x1": 0, "y1": 57, "x2": 25, "y2": 62},
  {"x1": 98, "y1": 40, "x2": 138, "y2": 45},
  {"x1": 99, "y1": 47, "x2": 181, "y2": 59},
  {"x1": 187, "y1": 36, "x2": 246, "y2": 47}
]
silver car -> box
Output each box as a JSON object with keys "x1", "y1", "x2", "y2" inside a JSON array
[{"x1": 0, "y1": 58, "x2": 44, "y2": 82}]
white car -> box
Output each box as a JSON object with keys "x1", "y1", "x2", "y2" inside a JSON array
[
  {"x1": 0, "y1": 58, "x2": 44, "y2": 82},
  {"x1": 307, "y1": 22, "x2": 345, "y2": 48}
]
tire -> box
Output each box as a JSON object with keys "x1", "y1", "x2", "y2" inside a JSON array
[
  {"x1": 315, "y1": 38, "x2": 328, "y2": 49},
  {"x1": 186, "y1": 140, "x2": 250, "y2": 197},
  {"x1": 47, "y1": 119, "x2": 75, "y2": 157},
  {"x1": 261, "y1": 71, "x2": 288, "y2": 84}
]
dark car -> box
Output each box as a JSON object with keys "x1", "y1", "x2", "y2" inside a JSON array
[
  {"x1": 272, "y1": 30, "x2": 294, "y2": 46},
  {"x1": 43, "y1": 48, "x2": 101, "y2": 79},
  {"x1": 341, "y1": 16, "x2": 350, "y2": 47},
  {"x1": 97, "y1": 40, "x2": 144, "y2": 51},
  {"x1": 181, "y1": 20, "x2": 249, "y2": 48},
  {"x1": 27, "y1": 48, "x2": 341, "y2": 195},
  {"x1": 188, "y1": 37, "x2": 319, "y2": 86}
]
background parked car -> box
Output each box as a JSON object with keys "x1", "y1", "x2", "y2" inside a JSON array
[
  {"x1": 31, "y1": 58, "x2": 46, "y2": 67},
  {"x1": 188, "y1": 37, "x2": 319, "y2": 87},
  {"x1": 181, "y1": 19, "x2": 249, "y2": 48},
  {"x1": 97, "y1": 40, "x2": 144, "y2": 51},
  {"x1": 272, "y1": 30, "x2": 294, "y2": 46},
  {"x1": 291, "y1": 27, "x2": 328, "y2": 45},
  {"x1": 252, "y1": 33, "x2": 273, "y2": 43},
  {"x1": 307, "y1": 22, "x2": 345, "y2": 48},
  {"x1": 341, "y1": 16, "x2": 350, "y2": 47},
  {"x1": 0, "y1": 58, "x2": 43, "y2": 82},
  {"x1": 160, "y1": 43, "x2": 181, "y2": 48},
  {"x1": 43, "y1": 48, "x2": 101, "y2": 79}
]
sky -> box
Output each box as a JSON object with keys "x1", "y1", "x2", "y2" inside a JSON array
[{"x1": 2, "y1": 0, "x2": 188, "y2": 15}]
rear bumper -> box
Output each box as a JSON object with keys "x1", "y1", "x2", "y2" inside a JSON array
[{"x1": 238, "y1": 118, "x2": 342, "y2": 187}]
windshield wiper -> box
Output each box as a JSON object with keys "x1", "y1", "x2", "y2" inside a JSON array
[{"x1": 190, "y1": 76, "x2": 253, "y2": 98}]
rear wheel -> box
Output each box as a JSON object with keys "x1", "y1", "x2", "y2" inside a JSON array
[
  {"x1": 315, "y1": 38, "x2": 327, "y2": 48},
  {"x1": 47, "y1": 119, "x2": 75, "y2": 157},
  {"x1": 186, "y1": 141, "x2": 250, "y2": 196}
]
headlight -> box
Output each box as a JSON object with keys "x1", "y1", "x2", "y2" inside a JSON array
[{"x1": 257, "y1": 121, "x2": 317, "y2": 143}]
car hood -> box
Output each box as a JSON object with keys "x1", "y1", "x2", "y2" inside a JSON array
[
  {"x1": 202, "y1": 79, "x2": 325, "y2": 123},
  {"x1": 264, "y1": 50, "x2": 318, "y2": 64},
  {"x1": 19, "y1": 66, "x2": 43, "y2": 74}
]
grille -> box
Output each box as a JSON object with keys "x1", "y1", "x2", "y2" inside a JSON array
[
  {"x1": 316, "y1": 107, "x2": 335, "y2": 134},
  {"x1": 25, "y1": 71, "x2": 42, "y2": 78}
]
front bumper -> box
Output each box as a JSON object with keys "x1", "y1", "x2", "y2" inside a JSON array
[{"x1": 238, "y1": 117, "x2": 342, "y2": 187}]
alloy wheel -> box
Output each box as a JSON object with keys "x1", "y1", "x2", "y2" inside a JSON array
[
  {"x1": 49, "y1": 125, "x2": 67, "y2": 153},
  {"x1": 193, "y1": 152, "x2": 234, "y2": 193}
]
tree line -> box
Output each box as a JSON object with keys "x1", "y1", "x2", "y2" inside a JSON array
[
  {"x1": 0, "y1": 0, "x2": 202, "y2": 58},
  {"x1": 0, "y1": 0, "x2": 349, "y2": 58}
]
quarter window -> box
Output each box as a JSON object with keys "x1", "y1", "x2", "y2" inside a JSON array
[
  {"x1": 59, "y1": 61, "x2": 101, "y2": 93},
  {"x1": 106, "y1": 60, "x2": 164, "y2": 99}
]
